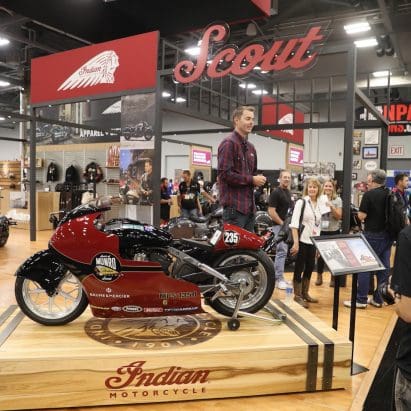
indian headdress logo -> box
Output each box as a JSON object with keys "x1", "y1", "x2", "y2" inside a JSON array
[{"x1": 58, "y1": 50, "x2": 119, "y2": 91}]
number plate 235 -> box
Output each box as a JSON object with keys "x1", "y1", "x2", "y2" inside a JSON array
[{"x1": 223, "y1": 230, "x2": 240, "y2": 246}]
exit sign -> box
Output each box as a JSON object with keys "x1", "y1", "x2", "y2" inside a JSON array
[{"x1": 389, "y1": 145, "x2": 404, "y2": 156}]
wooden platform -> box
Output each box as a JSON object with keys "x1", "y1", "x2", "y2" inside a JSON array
[{"x1": 0, "y1": 300, "x2": 351, "y2": 410}]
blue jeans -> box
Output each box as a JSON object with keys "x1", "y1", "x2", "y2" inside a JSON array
[
  {"x1": 357, "y1": 231, "x2": 392, "y2": 304},
  {"x1": 222, "y1": 207, "x2": 255, "y2": 232},
  {"x1": 181, "y1": 208, "x2": 198, "y2": 219},
  {"x1": 272, "y1": 225, "x2": 288, "y2": 282}
]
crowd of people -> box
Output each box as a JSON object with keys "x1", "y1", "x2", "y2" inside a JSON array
[{"x1": 157, "y1": 105, "x2": 411, "y2": 408}]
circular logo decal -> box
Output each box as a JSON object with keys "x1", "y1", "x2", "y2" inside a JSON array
[
  {"x1": 85, "y1": 313, "x2": 221, "y2": 350},
  {"x1": 92, "y1": 253, "x2": 121, "y2": 282}
]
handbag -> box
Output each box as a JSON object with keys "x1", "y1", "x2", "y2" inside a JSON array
[{"x1": 297, "y1": 199, "x2": 306, "y2": 237}]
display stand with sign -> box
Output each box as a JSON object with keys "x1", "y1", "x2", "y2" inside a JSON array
[{"x1": 311, "y1": 233, "x2": 386, "y2": 375}]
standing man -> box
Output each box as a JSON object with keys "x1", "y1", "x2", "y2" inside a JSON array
[
  {"x1": 218, "y1": 106, "x2": 266, "y2": 231},
  {"x1": 160, "y1": 177, "x2": 172, "y2": 225},
  {"x1": 178, "y1": 169, "x2": 201, "y2": 219},
  {"x1": 140, "y1": 159, "x2": 153, "y2": 205},
  {"x1": 390, "y1": 224, "x2": 411, "y2": 410},
  {"x1": 344, "y1": 169, "x2": 392, "y2": 309},
  {"x1": 393, "y1": 173, "x2": 410, "y2": 226},
  {"x1": 268, "y1": 170, "x2": 293, "y2": 290}
]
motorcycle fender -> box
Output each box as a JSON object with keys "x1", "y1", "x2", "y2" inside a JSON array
[{"x1": 15, "y1": 249, "x2": 67, "y2": 295}]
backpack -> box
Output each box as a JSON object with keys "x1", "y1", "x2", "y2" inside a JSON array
[{"x1": 385, "y1": 188, "x2": 406, "y2": 239}]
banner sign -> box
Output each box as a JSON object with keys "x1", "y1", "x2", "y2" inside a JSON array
[
  {"x1": 191, "y1": 148, "x2": 212, "y2": 166},
  {"x1": 357, "y1": 102, "x2": 411, "y2": 135},
  {"x1": 173, "y1": 23, "x2": 326, "y2": 84},
  {"x1": 31, "y1": 31, "x2": 159, "y2": 105},
  {"x1": 261, "y1": 96, "x2": 304, "y2": 144}
]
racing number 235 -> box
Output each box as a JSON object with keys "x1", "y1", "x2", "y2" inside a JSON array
[{"x1": 223, "y1": 231, "x2": 239, "y2": 245}]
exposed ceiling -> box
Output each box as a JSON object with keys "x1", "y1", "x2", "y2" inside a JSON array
[{"x1": 0, "y1": 0, "x2": 409, "y2": 122}]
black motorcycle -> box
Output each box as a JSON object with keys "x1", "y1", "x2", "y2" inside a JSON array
[
  {"x1": 0, "y1": 216, "x2": 16, "y2": 246},
  {"x1": 166, "y1": 206, "x2": 223, "y2": 240},
  {"x1": 123, "y1": 121, "x2": 153, "y2": 141}
]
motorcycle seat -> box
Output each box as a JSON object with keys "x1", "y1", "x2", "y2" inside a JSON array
[
  {"x1": 180, "y1": 238, "x2": 213, "y2": 251},
  {"x1": 190, "y1": 215, "x2": 208, "y2": 223}
]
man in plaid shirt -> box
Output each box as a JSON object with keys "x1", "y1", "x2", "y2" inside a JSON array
[{"x1": 218, "y1": 106, "x2": 266, "y2": 232}]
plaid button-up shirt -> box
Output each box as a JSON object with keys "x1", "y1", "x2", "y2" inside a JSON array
[{"x1": 217, "y1": 131, "x2": 257, "y2": 214}]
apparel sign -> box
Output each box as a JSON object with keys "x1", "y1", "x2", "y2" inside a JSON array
[
  {"x1": 31, "y1": 31, "x2": 159, "y2": 105},
  {"x1": 173, "y1": 23, "x2": 326, "y2": 84}
]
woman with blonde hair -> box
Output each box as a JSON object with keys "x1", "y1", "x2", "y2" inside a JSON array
[
  {"x1": 315, "y1": 179, "x2": 342, "y2": 286},
  {"x1": 290, "y1": 178, "x2": 322, "y2": 307}
]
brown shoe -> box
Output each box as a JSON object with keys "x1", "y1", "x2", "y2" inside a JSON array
[
  {"x1": 315, "y1": 273, "x2": 323, "y2": 286},
  {"x1": 293, "y1": 280, "x2": 309, "y2": 308},
  {"x1": 302, "y1": 277, "x2": 319, "y2": 303}
]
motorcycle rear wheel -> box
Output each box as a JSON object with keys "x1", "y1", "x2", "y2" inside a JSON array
[
  {"x1": 208, "y1": 249, "x2": 275, "y2": 316},
  {"x1": 15, "y1": 272, "x2": 88, "y2": 326}
]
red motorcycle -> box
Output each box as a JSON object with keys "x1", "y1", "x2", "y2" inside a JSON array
[{"x1": 15, "y1": 198, "x2": 275, "y2": 330}]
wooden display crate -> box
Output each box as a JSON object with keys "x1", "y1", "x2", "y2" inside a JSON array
[{"x1": 0, "y1": 301, "x2": 351, "y2": 410}]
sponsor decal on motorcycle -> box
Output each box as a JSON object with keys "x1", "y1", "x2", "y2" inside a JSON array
[
  {"x1": 93, "y1": 253, "x2": 121, "y2": 282},
  {"x1": 144, "y1": 307, "x2": 164, "y2": 313},
  {"x1": 85, "y1": 313, "x2": 221, "y2": 350},
  {"x1": 223, "y1": 230, "x2": 240, "y2": 246},
  {"x1": 122, "y1": 305, "x2": 143, "y2": 313},
  {"x1": 89, "y1": 292, "x2": 130, "y2": 299},
  {"x1": 159, "y1": 291, "x2": 198, "y2": 299}
]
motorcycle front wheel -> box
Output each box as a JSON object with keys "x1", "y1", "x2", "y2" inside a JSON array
[
  {"x1": 208, "y1": 249, "x2": 275, "y2": 317},
  {"x1": 15, "y1": 272, "x2": 88, "y2": 326}
]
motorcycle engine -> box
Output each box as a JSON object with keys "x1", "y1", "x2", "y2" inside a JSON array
[{"x1": 133, "y1": 250, "x2": 173, "y2": 274}]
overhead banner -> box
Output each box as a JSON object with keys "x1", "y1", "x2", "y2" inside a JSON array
[
  {"x1": 261, "y1": 96, "x2": 304, "y2": 144},
  {"x1": 31, "y1": 31, "x2": 159, "y2": 105}
]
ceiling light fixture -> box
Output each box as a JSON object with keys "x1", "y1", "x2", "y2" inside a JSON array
[
  {"x1": 354, "y1": 38, "x2": 378, "y2": 48},
  {"x1": 372, "y1": 70, "x2": 392, "y2": 77},
  {"x1": 239, "y1": 83, "x2": 257, "y2": 89},
  {"x1": 0, "y1": 80, "x2": 10, "y2": 87},
  {"x1": 184, "y1": 46, "x2": 200, "y2": 56},
  {"x1": 252, "y1": 89, "x2": 268, "y2": 95},
  {"x1": 175, "y1": 97, "x2": 186, "y2": 103},
  {"x1": 0, "y1": 37, "x2": 10, "y2": 46},
  {"x1": 344, "y1": 21, "x2": 371, "y2": 34},
  {"x1": 162, "y1": 91, "x2": 171, "y2": 98}
]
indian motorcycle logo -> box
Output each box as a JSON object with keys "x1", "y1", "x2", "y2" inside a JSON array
[
  {"x1": 58, "y1": 50, "x2": 119, "y2": 91},
  {"x1": 105, "y1": 360, "x2": 210, "y2": 400},
  {"x1": 84, "y1": 313, "x2": 221, "y2": 350}
]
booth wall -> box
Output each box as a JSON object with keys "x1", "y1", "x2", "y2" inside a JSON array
[
  {"x1": 0, "y1": 127, "x2": 21, "y2": 160},
  {"x1": 162, "y1": 111, "x2": 287, "y2": 180}
]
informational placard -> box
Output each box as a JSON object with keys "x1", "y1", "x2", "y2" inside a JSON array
[{"x1": 311, "y1": 233, "x2": 385, "y2": 276}]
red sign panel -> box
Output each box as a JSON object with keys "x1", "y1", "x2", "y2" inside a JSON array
[
  {"x1": 289, "y1": 147, "x2": 304, "y2": 166},
  {"x1": 192, "y1": 149, "x2": 212, "y2": 166},
  {"x1": 31, "y1": 31, "x2": 159, "y2": 105},
  {"x1": 261, "y1": 96, "x2": 304, "y2": 144},
  {"x1": 250, "y1": 0, "x2": 271, "y2": 16}
]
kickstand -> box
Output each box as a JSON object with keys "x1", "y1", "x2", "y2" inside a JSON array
[{"x1": 227, "y1": 284, "x2": 286, "y2": 331}]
